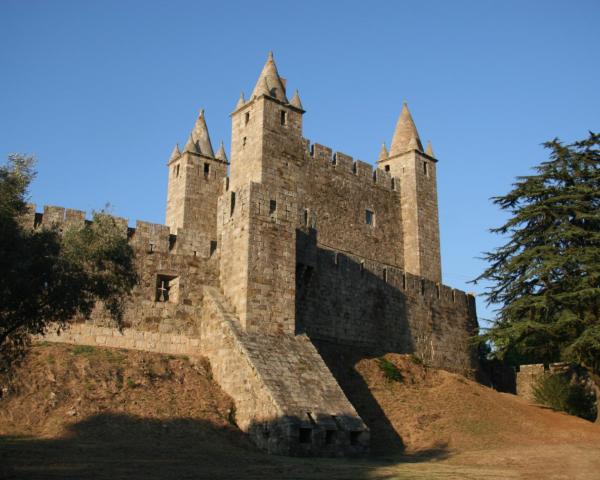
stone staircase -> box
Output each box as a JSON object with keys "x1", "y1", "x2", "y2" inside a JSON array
[{"x1": 200, "y1": 286, "x2": 369, "y2": 456}]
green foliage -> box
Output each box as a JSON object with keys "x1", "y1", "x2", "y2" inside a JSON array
[
  {"x1": 70, "y1": 345, "x2": 97, "y2": 356},
  {"x1": 533, "y1": 373, "x2": 597, "y2": 422},
  {"x1": 474, "y1": 133, "x2": 600, "y2": 375},
  {"x1": 409, "y1": 354, "x2": 423, "y2": 366},
  {"x1": 377, "y1": 357, "x2": 403, "y2": 382},
  {"x1": 0, "y1": 154, "x2": 138, "y2": 378}
]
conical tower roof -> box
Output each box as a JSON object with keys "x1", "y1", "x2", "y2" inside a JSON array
[
  {"x1": 191, "y1": 109, "x2": 215, "y2": 157},
  {"x1": 215, "y1": 141, "x2": 228, "y2": 162},
  {"x1": 235, "y1": 92, "x2": 245, "y2": 110},
  {"x1": 377, "y1": 142, "x2": 389, "y2": 163},
  {"x1": 425, "y1": 140, "x2": 435, "y2": 157},
  {"x1": 183, "y1": 135, "x2": 198, "y2": 154},
  {"x1": 251, "y1": 51, "x2": 288, "y2": 102},
  {"x1": 390, "y1": 103, "x2": 423, "y2": 156},
  {"x1": 290, "y1": 89, "x2": 303, "y2": 110},
  {"x1": 169, "y1": 143, "x2": 181, "y2": 162}
]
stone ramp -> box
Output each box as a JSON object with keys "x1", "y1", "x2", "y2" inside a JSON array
[{"x1": 200, "y1": 287, "x2": 369, "y2": 456}]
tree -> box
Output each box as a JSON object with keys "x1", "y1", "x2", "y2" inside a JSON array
[
  {"x1": 0, "y1": 155, "x2": 138, "y2": 378},
  {"x1": 474, "y1": 132, "x2": 600, "y2": 375}
]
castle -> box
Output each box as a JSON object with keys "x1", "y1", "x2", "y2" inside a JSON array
[{"x1": 34, "y1": 53, "x2": 478, "y2": 456}]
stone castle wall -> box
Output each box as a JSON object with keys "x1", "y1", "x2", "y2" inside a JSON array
[
  {"x1": 295, "y1": 141, "x2": 404, "y2": 268},
  {"x1": 296, "y1": 240, "x2": 477, "y2": 374}
]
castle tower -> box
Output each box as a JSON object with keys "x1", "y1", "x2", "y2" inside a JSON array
[
  {"x1": 165, "y1": 109, "x2": 228, "y2": 242},
  {"x1": 377, "y1": 103, "x2": 442, "y2": 283},
  {"x1": 220, "y1": 53, "x2": 305, "y2": 334},
  {"x1": 229, "y1": 51, "x2": 305, "y2": 191}
]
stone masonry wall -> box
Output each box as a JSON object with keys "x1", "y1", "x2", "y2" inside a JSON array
[
  {"x1": 23, "y1": 205, "x2": 221, "y2": 337},
  {"x1": 297, "y1": 241, "x2": 478, "y2": 375},
  {"x1": 42, "y1": 323, "x2": 201, "y2": 356},
  {"x1": 296, "y1": 141, "x2": 404, "y2": 268},
  {"x1": 166, "y1": 151, "x2": 227, "y2": 240}
]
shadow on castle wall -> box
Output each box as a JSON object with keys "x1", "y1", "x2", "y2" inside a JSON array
[
  {"x1": 0, "y1": 412, "x2": 450, "y2": 479},
  {"x1": 295, "y1": 228, "x2": 478, "y2": 454}
]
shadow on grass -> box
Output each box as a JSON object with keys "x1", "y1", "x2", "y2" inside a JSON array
[{"x1": 0, "y1": 412, "x2": 450, "y2": 480}]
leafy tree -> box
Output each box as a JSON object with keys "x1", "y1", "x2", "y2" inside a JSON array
[
  {"x1": 474, "y1": 132, "x2": 600, "y2": 375},
  {"x1": 0, "y1": 155, "x2": 137, "y2": 378}
]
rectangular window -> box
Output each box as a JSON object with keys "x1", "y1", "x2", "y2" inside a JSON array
[
  {"x1": 423, "y1": 161, "x2": 428, "y2": 176},
  {"x1": 155, "y1": 275, "x2": 179, "y2": 303},
  {"x1": 175, "y1": 164, "x2": 180, "y2": 178},
  {"x1": 204, "y1": 163, "x2": 210, "y2": 177},
  {"x1": 384, "y1": 165, "x2": 390, "y2": 172},
  {"x1": 365, "y1": 209, "x2": 374, "y2": 226},
  {"x1": 210, "y1": 240, "x2": 217, "y2": 256},
  {"x1": 383, "y1": 268, "x2": 388, "y2": 283},
  {"x1": 269, "y1": 199, "x2": 277, "y2": 215},
  {"x1": 303, "y1": 208, "x2": 309, "y2": 227},
  {"x1": 280, "y1": 110, "x2": 287, "y2": 125},
  {"x1": 244, "y1": 112, "x2": 250, "y2": 125}
]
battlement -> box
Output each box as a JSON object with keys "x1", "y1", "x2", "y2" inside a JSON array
[
  {"x1": 317, "y1": 246, "x2": 473, "y2": 310},
  {"x1": 24, "y1": 204, "x2": 218, "y2": 259},
  {"x1": 305, "y1": 139, "x2": 399, "y2": 192}
]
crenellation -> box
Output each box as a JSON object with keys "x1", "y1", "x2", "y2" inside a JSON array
[
  {"x1": 132, "y1": 220, "x2": 171, "y2": 253},
  {"x1": 332, "y1": 151, "x2": 353, "y2": 171},
  {"x1": 353, "y1": 160, "x2": 373, "y2": 180},
  {"x1": 311, "y1": 143, "x2": 333, "y2": 162}
]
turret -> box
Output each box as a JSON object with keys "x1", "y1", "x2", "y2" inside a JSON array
[
  {"x1": 229, "y1": 51, "x2": 305, "y2": 191},
  {"x1": 165, "y1": 109, "x2": 228, "y2": 244},
  {"x1": 378, "y1": 103, "x2": 442, "y2": 283}
]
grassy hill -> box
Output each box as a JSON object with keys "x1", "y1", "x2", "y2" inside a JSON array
[{"x1": 1, "y1": 343, "x2": 599, "y2": 479}]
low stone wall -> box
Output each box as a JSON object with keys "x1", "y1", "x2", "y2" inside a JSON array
[
  {"x1": 516, "y1": 364, "x2": 546, "y2": 401},
  {"x1": 41, "y1": 323, "x2": 201, "y2": 357}
]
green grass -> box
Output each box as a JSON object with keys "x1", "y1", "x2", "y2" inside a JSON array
[{"x1": 377, "y1": 357, "x2": 403, "y2": 382}]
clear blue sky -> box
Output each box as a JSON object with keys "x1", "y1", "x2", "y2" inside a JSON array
[{"x1": 1, "y1": 0, "x2": 599, "y2": 323}]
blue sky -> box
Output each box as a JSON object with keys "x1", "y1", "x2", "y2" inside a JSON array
[{"x1": 1, "y1": 0, "x2": 599, "y2": 323}]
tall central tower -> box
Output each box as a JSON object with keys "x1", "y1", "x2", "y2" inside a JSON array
[{"x1": 220, "y1": 53, "x2": 305, "y2": 334}]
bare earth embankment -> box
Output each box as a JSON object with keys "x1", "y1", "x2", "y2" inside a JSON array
[{"x1": 1, "y1": 343, "x2": 599, "y2": 479}]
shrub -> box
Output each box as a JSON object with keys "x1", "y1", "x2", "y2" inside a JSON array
[
  {"x1": 533, "y1": 373, "x2": 597, "y2": 422},
  {"x1": 377, "y1": 357, "x2": 403, "y2": 382}
]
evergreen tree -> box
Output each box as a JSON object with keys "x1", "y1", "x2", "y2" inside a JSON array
[{"x1": 475, "y1": 132, "x2": 600, "y2": 374}]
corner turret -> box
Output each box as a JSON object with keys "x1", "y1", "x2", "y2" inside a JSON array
[
  {"x1": 165, "y1": 109, "x2": 228, "y2": 244},
  {"x1": 379, "y1": 103, "x2": 441, "y2": 283}
]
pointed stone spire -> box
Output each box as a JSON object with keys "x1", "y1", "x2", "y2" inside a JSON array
[
  {"x1": 169, "y1": 143, "x2": 181, "y2": 162},
  {"x1": 251, "y1": 51, "x2": 288, "y2": 102},
  {"x1": 215, "y1": 141, "x2": 228, "y2": 162},
  {"x1": 389, "y1": 103, "x2": 423, "y2": 156},
  {"x1": 235, "y1": 92, "x2": 245, "y2": 110},
  {"x1": 183, "y1": 135, "x2": 198, "y2": 154},
  {"x1": 425, "y1": 140, "x2": 435, "y2": 157},
  {"x1": 191, "y1": 109, "x2": 215, "y2": 157},
  {"x1": 377, "y1": 142, "x2": 389, "y2": 163},
  {"x1": 290, "y1": 89, "x2": 303, "y2": 110}
]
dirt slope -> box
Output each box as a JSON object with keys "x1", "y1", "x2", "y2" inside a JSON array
[
  {"x1": 351, "y1": 352, "x2": 600, "y2": 454},
  {"x1": 1, "y1": 343, "x2": 599, "y2": 480}
]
